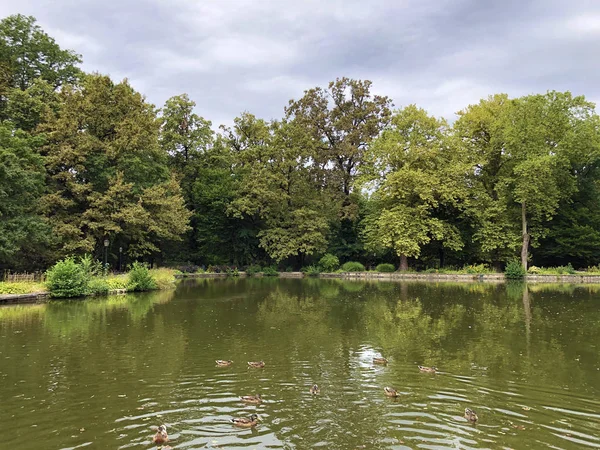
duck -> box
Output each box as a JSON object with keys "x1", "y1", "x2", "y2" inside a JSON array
[
  {"x1": 248, "y1": 361, "x2": 265, "y2": 368},
  {"x1": 216, "y1": 360, "x2": 233, "y2": 367},
  {"x1": 240, "y1": 394, "x2": 262, "y2": 404},
  {"x1": 384, "y1": 387, "x2": 399, "y2": 397},
  {"x1": 418, "y1": 365, "x2": 437, "y2": 373},
  {"x1": 464, "y1": 408, "x2": 478, "y2": 423},
  {"x1": 152, "y1": 424, "x2": 168, "y2": 444},
  {"x1": 309, "y1": 384, "x2": 320, "y2": 394},
  {"x1": 373, "y1": 357, "x2": 388, "y2": 365},
  {"x1": 231, "y1": 413, "x2": 260, "y2": 428}
]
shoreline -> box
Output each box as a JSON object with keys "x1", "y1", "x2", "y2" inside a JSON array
[{"x1": 4, "y1": 271, "x2": 600, "y2": 305}]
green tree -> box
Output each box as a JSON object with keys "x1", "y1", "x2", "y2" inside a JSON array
[
  {"x1": 362, "y1": 105, "x2": 467, "y2": 270},
  {"x1": 0, "y1": 122, "x2": 49, "y2": 269},
  {"x1": 0, "y1": 14, "x2": 81, "y2": 91},
  {"x1": 40, "y1": 74, "x2": 190, "y2": 262}
]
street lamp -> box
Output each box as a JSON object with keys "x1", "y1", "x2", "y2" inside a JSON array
[
  {"x1": 119, "y1": 246, "x2": 123, "y2": 272},
  {"x1": 103, "y1": 239, "x2": 109, "y2": 275}
]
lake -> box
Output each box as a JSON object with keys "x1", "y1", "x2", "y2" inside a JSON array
[{"x1": 1, "y1": 278, "x2": 599, "y2": 449}]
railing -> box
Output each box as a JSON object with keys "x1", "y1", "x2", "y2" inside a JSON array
[{"x1": 2, "y1": 271, "x2": 46, "y2": 283}]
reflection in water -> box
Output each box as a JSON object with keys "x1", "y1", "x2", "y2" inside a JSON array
[{"x1": 0, "y1": 279, "x2": 599, "y2": 449}]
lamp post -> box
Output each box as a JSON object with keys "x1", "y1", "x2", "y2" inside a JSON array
[
  {"x1": 119, "y1": 246, "x2": 123, "y2": 273},
  {"x1": 103, "y1": 239, "x2": 109, "y2": 275}
]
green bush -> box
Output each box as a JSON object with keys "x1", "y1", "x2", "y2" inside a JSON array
[
  {"x1": 375, "y1": 263, "x2": 395, "y2": 273},
  {"x1": 504, "y1": 260, "x2": 526, "y2": 279},
  {"x1": 87, "y1": 278, "x2": 110, "y2": 295},
  {"x1": 226, "y1": 267, "x2": 240, "y2": 277},
  {"x1": 245, "y1": 264, "x2": 262, "y2": 276},
  {"x1": 301, "y1": 265, "x2": 321, "y2": 277},
  {"x1": 127, "y1": 262, "x2": 157, "y2": 291},
  {"x1": 340, "y1": 261, "x2": 365, "y2": 272},
  {"x1": 527, "y1": 265, "x2": 541, "y2": 274},
  {"x1": 319, "y1": 254, "x2": 339, "y2": 272},
  {"x1": 46, "y1": 257, "x2": 89, "y2": 298},
  {"x1": 262, "y1": 266, "x2": 279, "y2": 277},
  {"x1": 463, "y1": 263, "x2": 493, "y2": 274},
  {"x1": 565, "y1": 263, "x2": 576, "y2": 275}
]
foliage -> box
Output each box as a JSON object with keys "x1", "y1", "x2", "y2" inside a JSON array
[
  {"x1": 226, "y1": 267, "x2": 240, "y2": 277},
  {"x1": 319, "y1": 254, "x2": 340, "y2": 272},
  {"x1": 340, "y1": 261, "x2": 365, "y2": 272},
  {"x1": 261, "y1": 266, "x2": 279, "y2": 277},
  {"x1": 104, "y1": 274, "x2": 129, "y2": 290},
  {"x1": 148, "y1": 268, "x2": 177, "y2": 289},
  {"x1": 301, "y1": 265, "x2": 321, "y2": 277},
  {"x1": 504, "y1": 260, "x2": 526, "y2": 280},
  {"x1": 375, "y1": 263, "x2": 396, "y2": 273},
  {"x1": 527, "y1": 264, "x2": 577, "y2": 275},
  {"x1": 86, "y1": 278, "x2": 110, "y2": 295},
  {"x1": 0, "y1": 281, "x2": 46, "y2": 294},
  {"x1": 245, "y1": 264, "x2": 262, "y2": 276},
  {"x1": 127, "y1": 262, "x2": 157, "y2": 292},
  {"x1": 46, "y1": 257, "x2": 89, "y2": 298}
]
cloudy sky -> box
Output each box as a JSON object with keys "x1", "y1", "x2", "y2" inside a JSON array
[{"x1": 1, "y1": 0, "x2": 598, "y2": 127}]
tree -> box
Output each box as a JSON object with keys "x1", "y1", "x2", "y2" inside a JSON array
[
  {"x1": 362, "y1": 105, "x2": 467, "y2": 270},
  {"x1": 0, "y1": 122, "x2": 49, "y2": 269},
  {"x1": 40, "y1": 74, "x2": 190, "y2": 262},
  {"x1": 0, "y1": 14, "x2": 81, "y2": 91}
]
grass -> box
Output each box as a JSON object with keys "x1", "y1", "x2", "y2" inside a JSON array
[
  {"x1": 0, "y1": 281, "x2": 47, "y2": 295},
  {"x1": 148, "y1": 268, "x2": 177, "y2": 290}
]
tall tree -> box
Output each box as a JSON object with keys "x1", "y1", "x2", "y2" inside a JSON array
[
  {"x1": 40, "y1": 74, "x2": 190, "y2": 262},
  {"x1": 0, "y1": 122, "x2": 49, "y2": 269},
  {"x1": 0, "y1": 14, "x2": 81, "y2": 92},
  {"x1": 362, "y1": 105, "x2": 467, "y2": 270}
]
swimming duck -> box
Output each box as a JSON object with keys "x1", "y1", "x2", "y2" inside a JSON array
[
  {"x1": 216, "y1": 360, "x2": 233, "y2": 367},
  {"x1": 309, "y1": 384, "x2": 320, "y2": 394},
  {"x1": 373, "y1": 357, "x2": 388, "y2": 365},
  {"x1": 384, "y1": 387, "x2": 399, "y2": 397},
  {"x1": 464, "y1": 408, "x2": 478, "y2": 423},
  {"x1": 240, "y1": 394, "x2": 262, "y2": 404},
  {"x1": 231, "y1": 413, "x2": 260, "y2": 428},
  {"x1": 248, "y1": 361, "x2": 265, "y2": 368},
  {"x1": 418, "y1": 365, "x2": 437, "y2": 373},
  {"x1": 152, "y1": 425, "x2": 168, "y2": 444}
]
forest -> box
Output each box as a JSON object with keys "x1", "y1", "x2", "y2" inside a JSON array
[{"x1": 2, "y1": 14, "x2": 600, "y2": 273}]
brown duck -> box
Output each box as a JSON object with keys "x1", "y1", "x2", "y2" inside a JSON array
[
  {"x1": 384, "y1": 387, "x2": 399, "y2": 397},
  {"x1": 373, "y1": 357, "x2": 388, "y2": 365},
  {"x1": 231, "y1": 414, "x2": 260, "y2": 428},
  {"x1": 418, "y1": 365, "x2": 437, "y2": 374},
  {"x1": 464, "y1": 408, "x2": 478, "y2": 423},
  {"x1": 309, "y1": 384, "x2": 320, "y2": 394},
  {"x1": 216, "y1": 360, "x2": 233, "y2": 367},
  {"x1": 248, "y1": 361, "x2": 265, "y2": 368},
  {"x1": 152, "y1": 424, "x2": 168, "y2": 444},
  {"x1": 240, "y1": 394, "x2": 262, "y2": 404}
]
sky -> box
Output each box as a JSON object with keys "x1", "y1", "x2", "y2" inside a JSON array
[{"x1": 1, "y1": 0, "x2": 599, "y2": 127}]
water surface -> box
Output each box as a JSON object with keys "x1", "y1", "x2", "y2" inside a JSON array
[{"x1": 1, "y1": 279, "x2": 599, "y2": 449}]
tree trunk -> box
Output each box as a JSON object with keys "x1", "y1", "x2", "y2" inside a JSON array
[
  {"x1": 521, "y1": 201, "x2": 530, "y2": 270},
  {"x1": 399, "y1": 254, "x2": 408, "y2": 271}
]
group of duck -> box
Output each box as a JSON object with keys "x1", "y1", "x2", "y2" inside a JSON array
[{"x1": 152, "y1": 358, "x2": 479, "y2": 446}]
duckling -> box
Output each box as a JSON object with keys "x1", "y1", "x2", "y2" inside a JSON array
[
  {"x1": 464, "y1": 408, "x2": 478, "y2": 423},
  {"x1": 309, "y1": 384, "x2": 320, "y2": 394},
  {"x1": 152, "y1": 424, "x2": 168, "y2": 444},
  {"x1": 384, "y1": 387, "x2": 399, "y2": 397},
  {"x1": 248, "y1": 361, "x2": 265, "y2": 368},
  {"x1": 373, "y1": 357, "x2": 388, "y2": 365},
  {"x1": 216, "y1": 360, "x2": 233, "y2": 367},
  {"x1": 418, "y1": 365, "x2": 437, "y2": 374},
  {"x1": 231, "y1": 413, "x2": 259, "y2": 428},
  {"x1": 240, "y1": 394, "x2": 262, "y2": 404}
]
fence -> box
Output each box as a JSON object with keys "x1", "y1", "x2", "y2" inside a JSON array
[{"x1": 2, "y1": 271, "x2": 46, "y2": 283}]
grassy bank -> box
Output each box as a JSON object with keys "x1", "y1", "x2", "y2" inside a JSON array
[{"x1": 1, "y1": 264, "x2": 177, "y2": 299}]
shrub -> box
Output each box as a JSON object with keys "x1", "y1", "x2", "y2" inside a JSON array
[
  {"x1": 565, "y1": 263, "x2": 576, "y2": 275},
  {"x1": 87, "y1": 278, "x2": 110, "y2": 295},
  {"x1": 527, "y1": 265, "x2": 541, "y2": 274},
  {"x1": 46, "y1": 257, "x2": 89, "y2": 298},
  {"x1": 79, "y1": 254, "x2": 102, "y2": 278},
  {"x1": 262, "y1": 266, "x2": 279, "y2": 277},
  {"x1": 127, "y1": 262, "x2": 157, "y2": 291},
  {"x1": 105, "y1": 275, "x2": 129, "y2": 290},
  {"x1": 149, "y1": 268, "x2": 177, "y2": 289},
  {"x1": 301, "y1": 265, "x2": 321, "y2": 277},
  {"x1": 319, "y1": 254, "x2": 340, "y2": 272},
  {"x1": 340, "y1": 261, "x2": 365, "y2": 272},
  {"x1": 375, "y1": 263, "x2": 395, "y2": 273},
  {"x1": 226, "y1": 267, "x2": 240, "y2": 277},
  {"x1": 463, "y1": 263, "x2": 493, "y2": 274},
  {"x1": 504, "y1": 260, "x2": 526, "y2": 279},
  {"x1": 245, "y1": 264, "x2": 262, "y2": 276}
]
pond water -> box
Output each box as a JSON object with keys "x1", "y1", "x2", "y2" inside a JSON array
[{"x1": 1, "y1": 278, "x2": 599, "y2": 449}]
